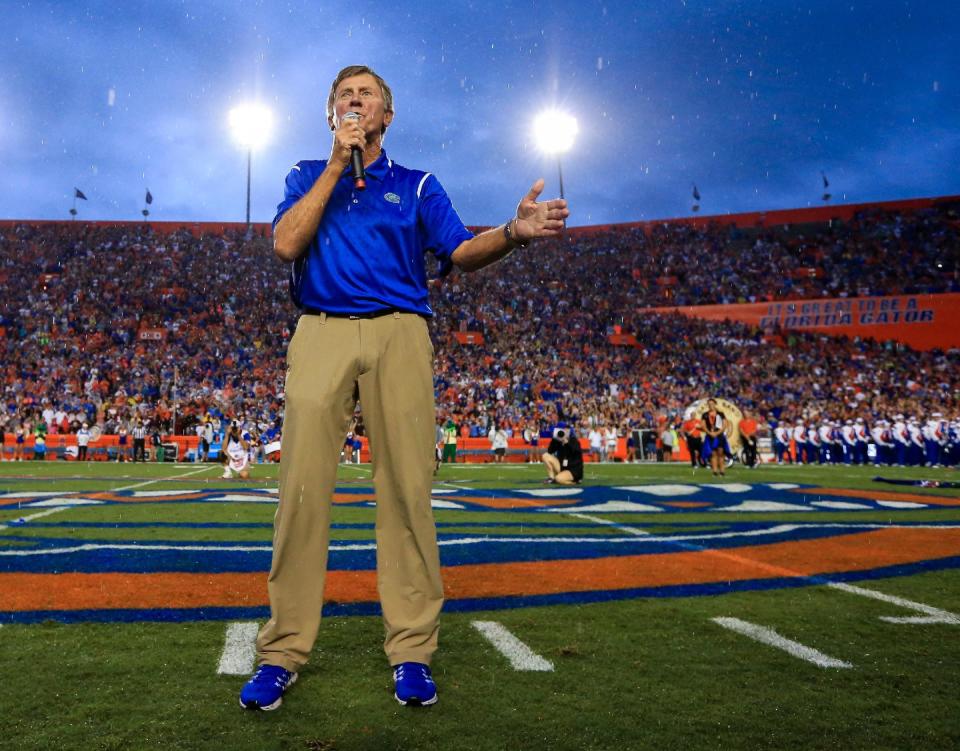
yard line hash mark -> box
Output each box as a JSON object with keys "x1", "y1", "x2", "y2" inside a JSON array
[
  {"x1": 471, "y1": 621, "x2": 554, "y2": 672},
  {"x1": 711, "y1": 617, "x2": 853, "y2": 669},
  {"x1": 217, "y1": 622, "x2": 260, "y2": 675}
]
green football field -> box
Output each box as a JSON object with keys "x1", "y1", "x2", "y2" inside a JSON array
[{"x1": 2, "y1": 459, "x2": 959, "y2": 750}]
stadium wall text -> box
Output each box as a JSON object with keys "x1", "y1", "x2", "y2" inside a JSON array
[{"x1": 644, "y1": 293, "x2": 960, "y2": 351}]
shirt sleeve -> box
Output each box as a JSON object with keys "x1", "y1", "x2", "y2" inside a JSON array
[
  {"x1": 417, "y1": 173, "x2": 474, "y2": 278},
  {"x1": 272, "y1": 163, "x2": 311, "y2": 231}
]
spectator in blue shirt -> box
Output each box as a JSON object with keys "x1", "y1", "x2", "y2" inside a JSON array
[{"x1": 242, "y1": 64, "x2": 569, "y2": 712}]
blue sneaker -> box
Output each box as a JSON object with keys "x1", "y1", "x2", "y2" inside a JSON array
[
  {"x1": 393, "y1": 662, "x2": 438, "y2": 706},
  {"x1": 239, "y1": 664, "x2": 298, "y2": 711}
]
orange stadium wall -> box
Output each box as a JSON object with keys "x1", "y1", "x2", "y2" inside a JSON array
[
  {"x1": 642, "y1": 293, "x2": 960, "y2": 351},
  {"x1": 2, "y1": 434, "x2": 201, "y2": 460}
]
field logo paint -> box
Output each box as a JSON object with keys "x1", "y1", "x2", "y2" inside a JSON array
[
  {"x1": 2, "y1": 482, "x2": 957, "y2": 513},
  {"x1": 2, "y1": 482, "x2": 960, "y2": 624}
]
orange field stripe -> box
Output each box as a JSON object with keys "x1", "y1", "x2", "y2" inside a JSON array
[
  {"x1": 332, "y1": 493, "x2": 377, "y2": 504},
  {"x1": 444, "y1": 527, "x2": 960, "y2": 598},
  {"x1": 658, "y1": 501, "x2": 714, "y2": 508},
  {"x1": 85, "y1": 492, "x2": 208, "y2": 503},
  {"x1": 0, "y1": 498, "x2": 33, "y2": 508},
  {"x1": 799, "y1": 487, "x2": 960, "y2": 506},
  {"x1": 2, "y1": 527, "x2": 959, "y2": 612}
]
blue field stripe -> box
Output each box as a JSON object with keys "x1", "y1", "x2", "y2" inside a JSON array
[
  {"x1": 4, "y1": 556, "x2": 959, "y2": 625},
  {"x1": 0, "y1": 524, "x2": 885, "y2": 573},
  {"x1": 5, "y1": 520, "x2": 631, "y2": 531},
  {"x1": 4, "y1": 522, "x2": 275, "y2": 530}
]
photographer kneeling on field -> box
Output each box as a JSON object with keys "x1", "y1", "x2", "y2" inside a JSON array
[{"x1": 542, "y1": 427, "x2": 584, "y2": 485}]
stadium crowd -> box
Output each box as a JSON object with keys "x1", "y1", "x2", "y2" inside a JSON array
[{"x1": 1, "y1": 199, "x2": 958, "y2": 463}]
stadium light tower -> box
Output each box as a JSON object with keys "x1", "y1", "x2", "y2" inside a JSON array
[
  {"x1": 532, "y1": 109, "x2": 578, "y2": 204},
  {"x1": 228, "y1": 103, "x2": 274, "y2": 227}
]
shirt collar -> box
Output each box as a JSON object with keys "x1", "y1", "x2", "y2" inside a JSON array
[
  {"x1": 341, "y1": 150, "x2": 391, "y2": 182},
  {"x1": 365, "y1": 150, "x2": 391, "y2": 181}
]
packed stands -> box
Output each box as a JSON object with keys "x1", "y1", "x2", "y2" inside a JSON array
[{"x1": 1, "y1": 198, "x2": 958, "y2": 454}]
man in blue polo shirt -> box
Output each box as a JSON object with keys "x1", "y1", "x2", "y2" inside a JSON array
[{"x1": 240, "y1": 65, "x2": 569, "y2": 712}]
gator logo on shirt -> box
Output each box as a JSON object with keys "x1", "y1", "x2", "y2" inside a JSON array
[{"x1": 384, "y1": 192, "x2": 401, "y2": 204}]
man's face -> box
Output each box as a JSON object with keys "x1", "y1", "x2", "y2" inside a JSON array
[
  {"x1": 708, "y1": 400, "x2": 717, "y2": 410},
  {"x1": 329, "y1": 73, "x2": 393, "y2": 136}
]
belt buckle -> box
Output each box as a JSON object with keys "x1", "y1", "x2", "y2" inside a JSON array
[{"x1": 348, "y1": 314, "x2": 360, "y2": 320}]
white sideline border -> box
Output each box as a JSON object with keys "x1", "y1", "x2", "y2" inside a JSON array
[
  {"x1": 711, "y1": 617, "x2": 853, "y2": 669},
  {"x1": 471, "y1": 621, "x2": 554, "y2": 672},
  {"x1": 217, "y1": 622, "x2": 260, "y2": 675}
]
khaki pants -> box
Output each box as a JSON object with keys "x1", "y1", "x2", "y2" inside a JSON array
[{"x1": 256, "y1": 312, "x2": 443, "y2": 671}]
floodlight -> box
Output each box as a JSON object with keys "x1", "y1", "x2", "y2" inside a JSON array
[
  {"x1": 533, "y1": 110, "x2": 579, "y2": 154},
  {"x1": 229, "y1": 103, "x2": 274, "y2": 150}
]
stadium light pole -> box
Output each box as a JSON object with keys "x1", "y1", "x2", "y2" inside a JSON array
[
  {"x1": 532, "y1": 110, "x2": 578, "y2": 226},
  {"x1": 228, "y1": 103, "x2": 274, "y2": 228}
]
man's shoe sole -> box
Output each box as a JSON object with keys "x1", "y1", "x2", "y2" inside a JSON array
[
  {"x1": 239, "y1": 672, "x2": 297, "y2": 711},
  {"x1": 395, "y1": 692, "x2": 438, "y2": 707}
]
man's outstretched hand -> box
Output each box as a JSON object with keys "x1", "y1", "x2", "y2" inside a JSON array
[{"x1": 513, "y1": 178, "x2": 569, "y2": 241}]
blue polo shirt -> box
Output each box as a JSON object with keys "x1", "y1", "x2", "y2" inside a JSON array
[{"x1": 273, "y1": 150, "x2": 473, "y2": 316}]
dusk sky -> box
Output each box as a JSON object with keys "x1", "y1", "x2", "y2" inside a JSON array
[{"x1": 2, "y1": 0, "x2": 958, "y2": 227}]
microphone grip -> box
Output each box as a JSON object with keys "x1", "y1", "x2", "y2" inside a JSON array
[{"x1": 350, "y1": 147, "x2": 366, "y2": 191}]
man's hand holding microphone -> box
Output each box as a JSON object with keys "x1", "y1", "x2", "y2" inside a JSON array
[{"x1": 331, "y1": 111, "x2": 367, "y2": 191}]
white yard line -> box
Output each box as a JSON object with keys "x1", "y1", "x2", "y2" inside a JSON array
[
  {"x1": 0, "y1": 464, "x2": 215, "y2": 530},
  {"x1": 560, "y1": 503, "x2": 960, "y2": 628},
  {"x1": 434, "y1": 480, "x2": 475, "y2": 489},
  {"x1": 0, "y1": 507, "x2": 72, "y2": 527},
  {"x1": 338, "y1": 463, "x2": 372, "y2": 475},
  {"x1": 565, "y1": 512, "x2": 649, "y2": 536},
  {"x1": 827, "y1": 582, "x2": 960, "y2": 625},
  {"x1": 689, "y1": 540, "x2": 960, "y2": 626},
  {"x1": 217, "y1": 622, "x2": 260, "y2": 675},
  {"x1": 434, "y1": 464, "x2": 536, "y2": 470},
  {"x1": 9, "y1": 523, "x2": 958, "y2": 558},
  {"x1": 115, "y1": 465, "x2": 214, "y2": 491},
  {"x1": 471, "y1": 621, "x2": 554, "y2": 671},
  {"x1": 711, "y1": 617, "x2": 853, "y2": 669}
]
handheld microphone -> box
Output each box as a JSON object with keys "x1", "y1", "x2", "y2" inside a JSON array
[{"x1": 342, "y1": 111, "x2": 366, "y2": 191}]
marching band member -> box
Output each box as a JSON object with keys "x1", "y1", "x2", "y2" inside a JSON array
[
  {"x1": 841, "y1": 420, "x2": 857, "y2": 465},
  {"x1": 793, "y1": 418, "x2": 807, "y2": 465},
  {"x1": 773, "y1": 421, "x2": 791, "y2": 464},
  {"x1": 892, "y1": 414, "x2": 909, "y2": 466},
  {"x1": 907, "y1": 417, "x2": 925, "y2": 466},
  {"x1": 854, "y1": 417, "x2": 869, "y2": 465}
]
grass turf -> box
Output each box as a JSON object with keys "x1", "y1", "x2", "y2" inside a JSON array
[
  {"x1": 1, "y1": 460, "x2": 959, "y2": 749},
  {"x1": 4, "y1": 570, "x2": 959, "y2": 750}
]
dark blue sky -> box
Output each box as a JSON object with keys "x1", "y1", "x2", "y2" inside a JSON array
[{"x1": 2, "y1": 0, "x2": 957, "y2": 226}]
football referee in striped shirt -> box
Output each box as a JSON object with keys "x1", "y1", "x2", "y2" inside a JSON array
[{"x1": 131, "y1": 419, "x2": 147, "y2": 462}]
